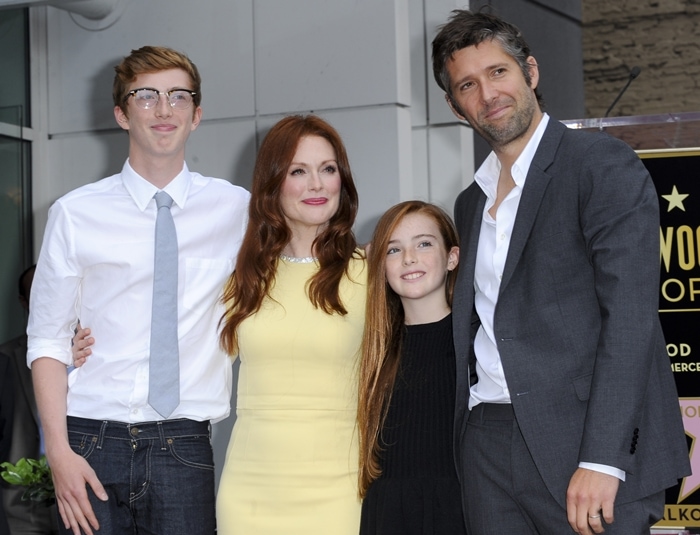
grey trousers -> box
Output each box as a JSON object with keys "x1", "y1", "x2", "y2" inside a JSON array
[{"x1": 460, "y1": 403, "x2": 664, "y2": 534}]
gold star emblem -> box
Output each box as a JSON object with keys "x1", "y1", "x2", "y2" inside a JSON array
[{"x1": 662, "y1": 185, "x2": 689, "y2": 212}]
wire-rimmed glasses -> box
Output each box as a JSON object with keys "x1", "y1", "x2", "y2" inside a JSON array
[{"x1": 124, "y1": 88, "x2": 197, "y2": 110}]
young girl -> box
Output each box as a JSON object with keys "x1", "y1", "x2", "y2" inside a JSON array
[{"x1": 358, "y1": 200, "x2": 466, "y2": 534}]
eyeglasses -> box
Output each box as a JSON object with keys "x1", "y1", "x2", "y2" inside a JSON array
[{"x1": 124, "y1": 88, "x2": 197, "y2": 110}]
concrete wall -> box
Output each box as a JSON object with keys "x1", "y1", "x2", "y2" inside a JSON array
[{"x1": 583, "y1": 0, "x2": 700, "y2": 117}]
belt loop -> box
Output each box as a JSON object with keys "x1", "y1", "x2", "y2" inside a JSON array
[
  {"x1": 157, "y1": 421, "x2": 167, "y2": 450},
  {"x1": 475, "y1": 403, "x2": 484, "y2": 424},
  {"x1": 96, "y1": 420, "x2": 108, "y2": 450},
  {"x1": 468, "y1": 403, "x2": 486, "y2": 424}
]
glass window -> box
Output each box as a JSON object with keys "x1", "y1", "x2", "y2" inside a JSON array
[
  {"x1": 0, "y1": 8, "x2": 30, "y2": 127},
  {"x1": 0, "y1": 7, "x2": 32, "y2": 345}
]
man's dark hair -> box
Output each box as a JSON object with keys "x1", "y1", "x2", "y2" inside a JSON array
[{"x1": 431, "y1": 9, "x2": 544, "y2": 108}]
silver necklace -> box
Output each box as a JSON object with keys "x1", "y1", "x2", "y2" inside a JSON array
[{"x1": 279, "y1": 254, "x2": 317, "y2": 264}]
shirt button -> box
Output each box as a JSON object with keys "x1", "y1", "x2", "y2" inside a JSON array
[{"x1": 500, "y1": 233, "x2": 506, "y2": 240}]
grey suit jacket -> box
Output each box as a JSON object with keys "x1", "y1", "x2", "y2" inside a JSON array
[{"x1": 452, "y1": 118, "x2": 690, "y2": 508}]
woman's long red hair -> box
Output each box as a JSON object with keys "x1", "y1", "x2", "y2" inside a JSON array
[{"x1": 219, "y1": 115, "x2": 359, "y2": 356}]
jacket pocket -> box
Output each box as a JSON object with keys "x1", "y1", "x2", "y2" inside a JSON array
[{"x1": 572, "y1": 373, "x2": 593, "y2": 401}]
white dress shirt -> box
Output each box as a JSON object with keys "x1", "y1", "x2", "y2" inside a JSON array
[
  {"x1": 471, "y1": 114, "x2": 550, "y2": 408},
  {"x1": 470, "y1": 114, "x2": 624, "y2": 481},
  {"x1": 27, "y1": 160, "x2": 250, "y2": 424}
]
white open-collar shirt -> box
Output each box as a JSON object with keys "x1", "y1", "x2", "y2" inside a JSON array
[
  {"x1": 471, "y1": 113, "x2": 550, "y2": 408},
  {"x1": 27, "y1": 160, "x2": 250, "y2": 423}
]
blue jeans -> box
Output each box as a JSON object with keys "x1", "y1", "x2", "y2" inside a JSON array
[{"x1": 62, "y1": 416, "x2": 216, "y2": 535}]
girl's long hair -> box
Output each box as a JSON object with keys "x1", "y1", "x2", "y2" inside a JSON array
[
  {"x1": 357, "y1": 201, "x2": 458, "y2": 497},
  {"x1": 219, "y1": 115, "x2": 359, "y2": 356}
]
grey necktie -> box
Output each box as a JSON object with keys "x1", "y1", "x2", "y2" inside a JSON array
[{"x1": 148, "y1": 191, "x2": 180, "y2": 418}]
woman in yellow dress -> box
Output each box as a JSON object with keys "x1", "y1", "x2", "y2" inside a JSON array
[{"x1": 216, "y1": 115, "x2": 366, "y2": 534}]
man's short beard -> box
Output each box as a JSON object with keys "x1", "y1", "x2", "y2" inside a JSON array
[{"x1": 474, "y1": 91, "x2": 537, "y2": 149}]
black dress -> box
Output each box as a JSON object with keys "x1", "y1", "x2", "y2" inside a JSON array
[{"x1": 360, "y1": 314, "x2": 466, "y2": 535}]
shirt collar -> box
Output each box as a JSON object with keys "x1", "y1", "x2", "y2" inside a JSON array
[
  {"x1": 121, "y1": 159, "x2": 193, "y2": 212},
  {"x1": 474, "y1": 113, "x2": 550, "y2": 199}
]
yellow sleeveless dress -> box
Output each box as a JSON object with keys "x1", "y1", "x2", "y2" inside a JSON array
[{"x1": 217, "y1": 254, "x2": 366, "y2": 534}]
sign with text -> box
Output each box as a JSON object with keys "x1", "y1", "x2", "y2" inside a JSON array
[{"x1": 643, "y1": 150, "x2": 700, "y2": 528}]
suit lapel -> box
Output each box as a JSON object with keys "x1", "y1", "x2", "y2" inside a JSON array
[
  {"x1": 453, "y1": 187, "x2": 486, "y2": 452},
  {"x1": 499, "y1": 120, "x2": 565, "y2": 293},
  {"x1": 453, "y1": 189, "x2": 486, "y2": 360}
]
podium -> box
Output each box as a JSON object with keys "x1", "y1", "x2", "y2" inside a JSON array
[
  {"x1": 562, "y1": 111, "x2": 700, "y2": 151},
  {"x1": 565, "y1": 112, "x2": 700, "y2": 530}
]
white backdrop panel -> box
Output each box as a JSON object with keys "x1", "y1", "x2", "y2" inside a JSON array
[
  {"x1": 254, "y1": 0, "x2": 410, "y2": 114},
  {"x1": 46, "y1": 0, "x2": 255, "y2": 134}
]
